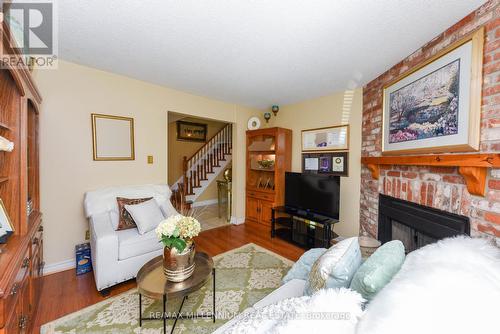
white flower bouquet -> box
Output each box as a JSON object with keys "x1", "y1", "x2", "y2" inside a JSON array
[{"x1": 155, "y1": 214, "x2": 201, "y2": 252}]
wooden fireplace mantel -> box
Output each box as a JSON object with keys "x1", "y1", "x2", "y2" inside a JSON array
[{"x1": 361, "y1": 154, "x2": 500, "y2": 196}]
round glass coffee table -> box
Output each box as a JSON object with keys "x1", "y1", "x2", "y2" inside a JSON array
[{"x1": 136, "y1": 252, "x2": 215, "y2": 334}]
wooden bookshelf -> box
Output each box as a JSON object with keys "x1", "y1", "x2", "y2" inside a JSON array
[
  {"x1": 246, "y1": 127, "x2": 292, "y2": 226},
  {"x1": 0, "y1": 21, "x2": 43, "y2": 334}
]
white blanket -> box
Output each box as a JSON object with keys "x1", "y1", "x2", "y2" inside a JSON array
[
  {"x1": 357, "y1": 236, "x2": 500, "y2": 334},
  {"x1": 222, "y1": 288, "x2": 364, "y2": 334}
]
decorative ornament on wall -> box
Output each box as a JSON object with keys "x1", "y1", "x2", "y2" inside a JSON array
[
  {"x1": 263, "y1": 112, "x2": 272, "y2": 123},
  {"x1": 247, "y1": 116, "x2": 261, "y2": 130},
  {"x1": 271, "y1": 105, "x2": 279, "y2": 116}
]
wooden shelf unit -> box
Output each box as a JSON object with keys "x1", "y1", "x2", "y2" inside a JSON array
[
  {"x1": 246, "y1": 127, "x2": 292, "y2": 225},
  {"x1": 361, "y1": 154, "x2": 500, "y2": 196},
  {"x1": 0, "y1": 21, "x2": 43, "y2": 334}
]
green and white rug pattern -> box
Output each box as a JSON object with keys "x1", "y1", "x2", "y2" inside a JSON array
[{"x1": 41, "y1": 243, "x2": 293, "y2": 334}]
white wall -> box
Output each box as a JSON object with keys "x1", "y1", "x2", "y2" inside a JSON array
[
  {"x1": 269, "y1": 89, "x2": 363, "y2": 237},
  {"x1": 35, "y1": 60, "x2": 258, "y2": 270}
]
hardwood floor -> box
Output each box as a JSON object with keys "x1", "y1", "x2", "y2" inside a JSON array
[{"x1": 33, "y1": 222, "x2": 304, "y2": 333}]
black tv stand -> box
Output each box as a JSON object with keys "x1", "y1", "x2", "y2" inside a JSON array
[{"x1": 271, "y1": 206, "x2": 338, "y2": 249}]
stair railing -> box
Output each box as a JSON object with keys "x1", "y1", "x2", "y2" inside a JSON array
[{"x1": 181, "y1": 123, "x2": 232, "y2": 199}]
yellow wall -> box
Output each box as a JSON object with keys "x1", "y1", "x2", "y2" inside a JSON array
[
  {"x1": 268, "y1": 89, "x2": 363, "y2": 237},
  {"x1": 167, "y1": 117, "x2": 228, "y2": 203},
  {"x1": 34, "y1": 60, "x2": 259, "y2": 268}
]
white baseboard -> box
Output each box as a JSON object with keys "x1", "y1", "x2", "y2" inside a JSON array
[
  {"x1": 192, "y1": 199, "x2": 218, "y2": 207},
  {"x1": 230, "y1": 216, "x2": 245, "y2": 225},
  {"x1": 43, "y1": 258, "x2": 75, "y2": 276}
]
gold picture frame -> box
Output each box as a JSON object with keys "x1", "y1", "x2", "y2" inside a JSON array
[
  {"x1": 382, "y1": 27, "x2": 484, "y2": 155},
  {"x1": 301, "y1": 124, "x2": 349, "y2": 152},
  {"x1": 91, "y1": 113, "x2": 135, "y2": 161}
]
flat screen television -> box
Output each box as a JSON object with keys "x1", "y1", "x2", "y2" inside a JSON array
[{"x1": 285, "y1": 172, "x2": 340, "y2": 220}]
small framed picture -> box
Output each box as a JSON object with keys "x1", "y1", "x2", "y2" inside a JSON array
[
  {"x1": 319, "y1": 156, "x2": 331, "y2": 173},
  {"x1": 304, "y1": 157, "x2": 319, "y2": 171},
  {"x1": 177, "y1": 120, "x2": 208, "y2": 142},
  {"x1": 331, "y1": 152, "x2": 348, "y2": 176}
]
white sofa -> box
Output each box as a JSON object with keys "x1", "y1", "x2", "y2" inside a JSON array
[
  {"x1": 215, "y1": 236, "x2": 500, "y2": 334},
  {"x1": 83, "y1": 184, "x2": 179, "y2": 292}
]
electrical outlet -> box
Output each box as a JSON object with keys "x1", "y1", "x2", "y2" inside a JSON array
[
  {"x1": 147, "y1": 155, "x2": 154, "y2": 164},
  {"x1": 85, "y1": 230, "x2": 90, "y2": 240}
]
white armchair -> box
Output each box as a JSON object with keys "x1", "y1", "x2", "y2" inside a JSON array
[{"x1": 83, "y1": 184, "x2": 179, "y2": 292}]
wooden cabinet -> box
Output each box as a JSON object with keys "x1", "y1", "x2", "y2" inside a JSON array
[
  {"x1": 246, "y1": 197, "x2": 260, "y2": 222},
  {"x1": 0, "y1": 23, "x2": 43, "y2": 334},
  {"x1": 246, "y1": 128, "x2": 292, "y2": 225}
]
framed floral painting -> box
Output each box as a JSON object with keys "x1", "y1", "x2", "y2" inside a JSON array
[{"x1": 382, "y1": 28, "x2": 483, "y2": 155}]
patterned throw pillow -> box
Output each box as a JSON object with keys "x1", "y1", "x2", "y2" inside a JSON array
[
  {"x1": 305, "y1": 237, "x2": 362, "y2": 295},
  {"x1": 116, "y1": 197, "x2": 153, "y2": 231}
]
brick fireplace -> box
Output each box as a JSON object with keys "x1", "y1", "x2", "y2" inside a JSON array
[{"x1": 360, "y1": 1, "x2": 500, "y2": 244}]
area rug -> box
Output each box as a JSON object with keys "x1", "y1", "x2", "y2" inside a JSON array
[{"x1": 41, "y1": 243, "x2": 293, "y2": 334}]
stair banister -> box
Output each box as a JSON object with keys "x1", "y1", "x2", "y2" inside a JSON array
[{"x1": 178, "y1": 123, "x2": 233, "y2": 204}]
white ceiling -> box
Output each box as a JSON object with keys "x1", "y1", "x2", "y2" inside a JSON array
[{"x1": 57, "y1": 0, "x2": 486, "y2": 109}]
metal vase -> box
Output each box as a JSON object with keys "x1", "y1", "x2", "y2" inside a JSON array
[{"x1": 163, "y1": 242, "x2": 196, "y2": 282}]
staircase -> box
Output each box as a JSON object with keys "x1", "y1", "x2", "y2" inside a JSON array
[{"x1": 172, "y1": 123, "x2": 232, "y2": 208}]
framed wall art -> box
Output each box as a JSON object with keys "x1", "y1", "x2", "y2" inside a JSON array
[
  {"x1": 302, "y1": 124, "x2": 349, "y2": 152},
  {"x1": 382, "y1": 28, "x2": 483, "y2": 155},
  {"x1": 302, "y1": 152, "x2": 348, "y2": 177},
  {"x1": 92, "y1": 114, "x2": 135, "y2": 161},
  {"x1": 177, "y1": 120, "x2": 207, "y2": 142}
]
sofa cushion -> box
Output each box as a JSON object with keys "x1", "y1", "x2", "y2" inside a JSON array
[
  {"x1": 116, "y1": 197, "x2": 153, "y2": 231},
  {"x1": 305, "y1": 237, "x2": 362, "y2": 295},
  {"x1": 254, "y1": 279, "x2": 307, "y2": 309},
  {"x1": 282, "y1": 248, "x2": 326, "y2": 285},
  {"x1": 125, "y1": 199, "x2": 165, "y2": 235},
  {"x1": 350, "y1": 240, "x2": 405, "y2": 301},
  {"x1": 117, "y1": 228, "x2": 162, "y2": 261}
]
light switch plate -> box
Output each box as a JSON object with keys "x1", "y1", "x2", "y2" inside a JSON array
[{"x1": 147, "y1": 155, "x2": 154, "y2": 164}]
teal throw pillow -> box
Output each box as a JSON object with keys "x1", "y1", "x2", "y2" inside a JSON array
[{"x1": 350, "y1": 240, "x2": 405, "y2": 301}]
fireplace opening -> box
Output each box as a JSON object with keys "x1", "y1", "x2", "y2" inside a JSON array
[{"x1": 378, "y1": 194, "x2": 470, "y2": 253}]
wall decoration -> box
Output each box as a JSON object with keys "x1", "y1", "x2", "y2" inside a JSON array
[
  {"x1": 176, "y1": 120, "x2": 207, "y2": 142},
  {"x1": 263, "y1": 112, "x2": 272, "y2": 123},
  {"x1": 382, "y1": 28, "x2": 483, "y2": 155},
  {"x1": 0, "y1": 199, "x2": 13, "y2": 243},
  {"x1": 304, "y1": 157, "x2": 319, "y2": 171},
  {"x1": 302, "y1": 125, "x2": 349, "y2": 152},
  {"x1": 92, "y1": 114, "x2": 135, "y2": 161},
  {"x1": 319, "y1": 156, "x2": 330, "y2": 173},
  {"x1": 303, "y1": 152, "x2": 348, "y2": 177},
  {"x1": 272, "y1": 105, "x2": 279, "y2": 116},
  {"x1": 331, "y1": 153, "x2": 348, "y2": 175},
  {"x1": 247, "y1": 116, "x2": 261, "y2": 130}
]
